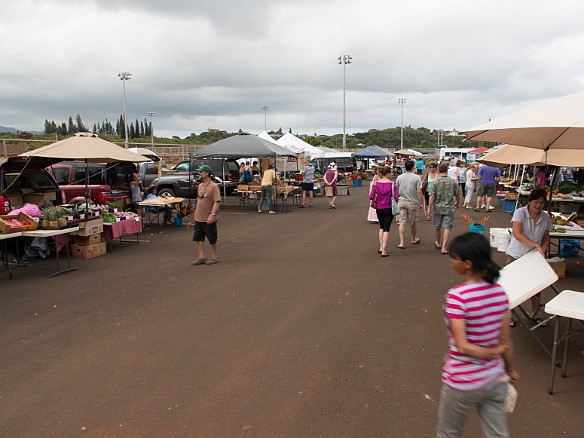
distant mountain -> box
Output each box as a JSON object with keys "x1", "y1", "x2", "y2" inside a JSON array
[
  {"x1": 0, "y1": 125, "x2": 42, "y2": 134},
  {"x1": 0, "y1": 125, "x2": 18, "y2": 133}
]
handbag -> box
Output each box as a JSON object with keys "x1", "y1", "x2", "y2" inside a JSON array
[
  {"x1": 391, "y1": 183, "x2": 400, "y2": 215},
  {"x1": 370, "y1": 185, "x2": 378, "y2": 209},
  {"x1": 505, "y1": 382, "x2": 518, "y2": 413},
  {"x1": 324, "y1": 186, "x2": 334, "y2": 197}
]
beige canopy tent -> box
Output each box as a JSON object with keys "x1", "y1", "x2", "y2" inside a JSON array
[
  {"x1": 20, "y1": 132, "x2": 149, "y2": 207},
  {"x1": 478, "y1": 144, "x2": 584, "y2": 168},
  {"x1": 20, "y1": 132, "x2": 150, "y2": 163}
]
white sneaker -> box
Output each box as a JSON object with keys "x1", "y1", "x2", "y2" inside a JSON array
[
  {"x1": 268, "y1": 211, "x2": 276, "y2": 214},
  {"x1": 488, "y1": 206, "x2": 495, "y2": 210},
  {"x1": 481, "y1": 204, "x2": 486, "y2": 208}
]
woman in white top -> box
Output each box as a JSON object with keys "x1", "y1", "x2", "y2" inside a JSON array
[
  {"x1": 463, "y1": 164, "x2": 478, "y2": 208},
  {"x1": 505, "y1": 187, "x2": 552, "y2": 325}
]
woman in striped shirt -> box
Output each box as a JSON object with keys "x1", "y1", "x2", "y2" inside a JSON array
[{"x1": 437, "y1": 232, "x2": 519, "y2": 438}]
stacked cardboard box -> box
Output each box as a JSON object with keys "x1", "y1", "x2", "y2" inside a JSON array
[{"x1": 71, "y1": 218, "x2": 106, "y2": 258}]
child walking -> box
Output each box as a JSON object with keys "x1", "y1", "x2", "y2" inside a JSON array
[{"x1": 437, "y1": 232, "x2": 519, "y2": 438}]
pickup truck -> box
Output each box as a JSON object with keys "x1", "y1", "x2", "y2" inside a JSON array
[
  {"x1": 47, "y1": 161, "x2": 135, "y2": 207},
  {"x1": 149, "y1": 159, "x2": 239, "y2": 198},
  {"x1": 139, "y1": 160, "x2": 168, "y2": 189}
]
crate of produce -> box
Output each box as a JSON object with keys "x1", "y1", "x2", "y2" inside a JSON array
[
  {"x1": 71, "y1": 242, "x2": 107, "y2": 259},
  {"x1": 71, "y1": 218, "x2": 104, "y2": 236},
  {"x1": 74, "y1": 233, "x2": 101, "y2": 246},
  {"x1": 0, "y1": 212, "x2": 38, "y2": 233},
  {"x1": 237, "y1": 184, "x2": 249, "y2": 191}
]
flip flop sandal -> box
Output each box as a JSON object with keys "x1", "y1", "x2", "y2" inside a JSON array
[
  {"x1": 473, "y1": 207, "x2": 480, "y2": 212},
  {"x1": 412, "y1": 238, "x2": 421, "y2": 245},
  {"x1": 192, "y1": 258, "x2": 207, "y2": 266},
  {"x1": 396, "y1": 245, "x2": 405, "y2": 249},
  {"x1": 381, "y1": 253, "x2": 389, "y2": 257},
  {"x1": 434, "y1": 241, "x2": 441, "y2": 249},
  {"x1": 508, "y1": 318, "x2": 516, "y2": 327},
  {"x1": 441, "y1": 251, "x2": 449, "y2": 255},
  {"x1": 205, "y1": 259, "x2": 218, "y2": 265}
]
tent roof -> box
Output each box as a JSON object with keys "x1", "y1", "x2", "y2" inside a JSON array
[
  {"x1": 353, "y1": 145, "x2": 394, "y2": 158},
  {"x1": 20, "y1": 132, "x2": 149, "y2": 163},
  {"x1": 317, "y1": 146, "x2": 353, "y2": 158},
  {"x1": 192, "y1": 133, "x2": 295, "y2": 159},
  {"x1": 257, "y1": 131, "x2": 277, "y2": 143},
  {"x1": 276, "y1": 133, "x2": 324, "y2": 158}
]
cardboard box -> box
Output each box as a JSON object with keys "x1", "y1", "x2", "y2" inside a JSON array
[
  {"x1": 337, "y1": 185, "x2": 349, "y2": 196},
  {"x1": 0, "y1": 212, "x2": 38, "y2": 233},
  {"x1": 23, "y1": 192, "x2": 57, "y2": 203},
  {"x1": 74, "y1": 233, "x2": 101, "y2": 246},
  {"x1": 547, "y1": 259, "x2": 566, "y2": 278},
  {"x1": 6, "y1": 194, "x2": 23, "y2": 209},
  {"x1": 71, "y1": 242, "x2": 106, "y2": 259},
  {"x1": 71, "y1": 218, "x2": 104, "y2": 236}
]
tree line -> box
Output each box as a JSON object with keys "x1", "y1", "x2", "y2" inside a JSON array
[
  {"x1": 40, "y1": 114, "x2": 474, "y2": 150},
  {"x1": 44, "y1": 114, "x2": 152, "y2": 139}
]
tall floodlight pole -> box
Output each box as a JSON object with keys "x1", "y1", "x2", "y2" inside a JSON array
[
  {"x1": 148, "y1": 111, "x2": 154, "y2": 148},
  {"x1": 118, "y1": 72, "x2": 132, "y2": 149},
  {"x1": 399, "y1": 98, "x2": 406, "y2": 150},
  {"x1": 260, "y1": 105, "x2": 270, "y2": 131},
  {"x1": 338, "y1": 55, "x2": 352, "y2": 150}
]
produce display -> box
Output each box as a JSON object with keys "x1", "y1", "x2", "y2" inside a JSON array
[{"x1": 2, "y1": 218, "x2": 29, "y2": 230}]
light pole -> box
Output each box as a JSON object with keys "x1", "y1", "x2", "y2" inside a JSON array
[
  {"x1": 260, "y1": 105, "x2": 270, "y2": 131},
  {"x1": 399, "y1": 98, "x2": 406, "y2": 150},
  {"x1": 338, "y1": 55, "x2": 352, "y2": 150},
  {"x1": 147, "y1": 111, "x2": 154, "y2": 148},
  {"x1": 118, "y1": 72, "x2": 132, "y2": 149}
]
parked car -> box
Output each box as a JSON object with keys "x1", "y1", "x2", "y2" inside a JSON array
[
  {"x1": 46, "y1": 161, "x2": 135, "y2": 207},
  {"x1": 1, "y1": 157, "x2": 62, "y2": 214},
  {"x1": 149, "y1": 159, "x2": 240, "y2": 198}
]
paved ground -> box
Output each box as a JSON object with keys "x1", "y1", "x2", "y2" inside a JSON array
[{"x1": 1, "y1": 185, "x2": 583, "y2": 437}]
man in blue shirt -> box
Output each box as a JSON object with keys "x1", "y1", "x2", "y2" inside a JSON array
[{"x1": 474, "y1": 164, "x2": 500, "y2": 212}]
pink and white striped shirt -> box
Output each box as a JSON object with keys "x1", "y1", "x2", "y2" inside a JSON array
[{"x1": 442, "y1": 282, "x2": 509, "y2": 391}]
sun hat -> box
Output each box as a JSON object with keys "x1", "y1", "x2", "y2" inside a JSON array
[{"x1": 196, "y1": 164, "x2": 213, "y2": 173}]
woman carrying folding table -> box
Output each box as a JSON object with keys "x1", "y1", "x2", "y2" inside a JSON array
[{"x1": 505, "y1": 187, "x2": 552, "y2": 326}]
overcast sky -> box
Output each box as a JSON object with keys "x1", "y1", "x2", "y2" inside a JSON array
[{"x1": 2, "y1": 0, "x2": 584, "y2": 140}]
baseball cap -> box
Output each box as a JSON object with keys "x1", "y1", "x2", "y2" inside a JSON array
[{"x1": 196, "y1": 164, "x2": 213, "y2": 173}]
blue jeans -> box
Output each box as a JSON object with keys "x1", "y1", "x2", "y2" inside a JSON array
[
  {"x1": 258, "y1": 185, "x2": 273, "y2": 211},
  {"x1": 437, "y1": 379, "x2": 508, "y2": 438}
]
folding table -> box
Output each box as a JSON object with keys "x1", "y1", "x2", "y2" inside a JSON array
[
  {"x1": 0, "y1": 232, "x2": 22, "y2": 280},
  {"x1": 21, "y1": 227, "x2": 79, "y2": 277},
  {"x1": 544, "y1": 290, "x2": 584, "y2": 394},
  {"x1": 497, "y1": 249, "x2": 559, "y2": 357}
]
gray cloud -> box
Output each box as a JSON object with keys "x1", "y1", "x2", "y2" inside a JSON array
[{"x1": 2, "y1": 0, "x2": 584, "y2": 140}]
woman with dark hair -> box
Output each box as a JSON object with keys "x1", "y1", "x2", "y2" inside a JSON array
[
  {"x1": 505, "y1": 187, "x2": 551, "y2": 326},
  {"x1": 421, "y1": 162, "x2": 438, "y2": 220},
  {"x1": 437, "y1": 232, "x2": 519, "y2": 438},
  {"x1": 368, "y1": 166, "x2": 398, "y2": 257}
]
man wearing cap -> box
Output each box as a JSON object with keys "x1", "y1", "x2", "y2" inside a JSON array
[
  {"x1": 258, "y1": 163, "x2": 279, "y2": 214},
  {"x1": 192, "y1": 164, "x2": 221, "y2": 265}
]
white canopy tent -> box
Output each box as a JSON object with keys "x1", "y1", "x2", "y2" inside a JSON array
[{"x1": 276, "y1": 133, "x2": 324, "y2": 159}]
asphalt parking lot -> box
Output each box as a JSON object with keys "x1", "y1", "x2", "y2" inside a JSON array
[{"x1": 1, "y1": 185, "x2": 583, "y2": 437}]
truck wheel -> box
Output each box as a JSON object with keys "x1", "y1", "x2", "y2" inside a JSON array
[{"x1": 157, "y1": 187, "x2": 175, "y2": 197}]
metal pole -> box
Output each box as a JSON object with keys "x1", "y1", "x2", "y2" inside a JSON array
[
  {"x1": 118, "y1": 72, "x2": 132, "y2": 149},
  {"x1": 148, "y1": 111, "x2": 154, "y2": 149},
  {"x1": 338, "y1": 55, "x2": 352, "y2": 151},
  {"x1": 399, "y1": 98, "x2": 406, "y2": 150},
  {"x1": 260, "y1": 106, "x2": 269, "y2": 131}
]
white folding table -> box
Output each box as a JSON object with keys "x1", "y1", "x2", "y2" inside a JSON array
[
  {"x1": 544, "y1": 290, "x2": 584, "y2": 394},
  {"x1": 497, "y1": 249, "x2": 559, "y2": 356},
  {"x1": 22, "y1": 227, "x2": 79, "y2": 277},
  {"x1": 0, "y1": 232, "x2": 22, "y2": 280}
]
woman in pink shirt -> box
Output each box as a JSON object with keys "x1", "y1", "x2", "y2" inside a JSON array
[{"x1": 437, "y1": 232, "x2": 519, "y2": 438}]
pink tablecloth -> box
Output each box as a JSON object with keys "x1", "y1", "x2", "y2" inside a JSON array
[{"x1": 101, "y1": 218, "x2": 142, "y2": 243}]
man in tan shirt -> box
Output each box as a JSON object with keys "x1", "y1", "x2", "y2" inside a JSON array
[{"x1": 192, "y1": 165, "x2": 221, "y2": 265}]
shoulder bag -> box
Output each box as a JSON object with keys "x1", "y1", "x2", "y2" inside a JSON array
[
  {"x1": 391, "y1": 182, "x2": 400, "y2": 215},
  {"x1": 370, "y1": 184, "x2": 378, "y2": 209}
]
